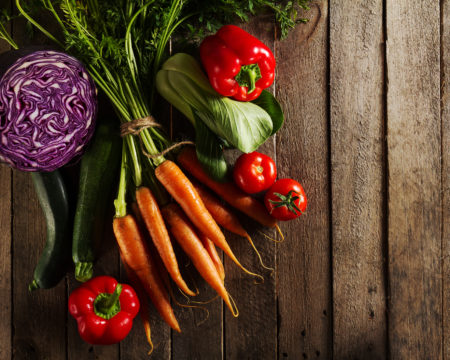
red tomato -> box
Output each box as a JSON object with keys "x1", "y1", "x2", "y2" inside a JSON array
[
  {"x1": 233, "y1": 152, "x2": 277, "y2": 194},
  {"x1": 264, "y1": 178, "x2": 307, "y2": 221}
]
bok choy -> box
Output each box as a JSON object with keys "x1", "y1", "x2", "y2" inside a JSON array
[{"x1": 156, "y1": 53, "x2": 283, "y2": 181}]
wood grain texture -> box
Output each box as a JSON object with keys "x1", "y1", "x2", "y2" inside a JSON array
[
  {"x1": 118, "y1": 222, "x2": 171, "y2": 359},
  {"x1": 275, "y1": 2, "x2": 331, "y2": 359},
  {"x1": 329, "y1": 1, "x2": 387, "y2": 358},
  {"x1": 9, "y1": 17, "x2": 68, "y2": 360},
  {"x1": 0, "y1": 166, "x2": 11, "y2": 360},
  {"x1": 169, "y1": 215, "x2": 222, "y2": 360},
  {"x1": 12, "y1": 171, "x2": 67, "y2": 360},
  {"x1": 441, "y1": 1, "x2": 450, "y2": 358},
  {"x1": 386, "y1": 1, "x2": 442, "y2": 358},
  {"x1": 0, "y1": 8, "x2": 12, "y2": 358},
  {"x1": 169, "y1": 98, "x2": 222, "y2": 360},
  {"x1": 67, "y1": 219, "x2": 120, "y2": 360},
  {"x1": 171, "y1": 255, "x2": 223, "y2": 360},
  {"x1": 224, "y1": 17, "x2": 277, "y2": 360}
]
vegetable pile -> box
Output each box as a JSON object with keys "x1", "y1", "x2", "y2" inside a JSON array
[
  {"x1": 0, "y1": 50, "x2": 97, "y2": 171},
  {"x1": 0, "y1": 0, "x2": 312, "y2": 352}
]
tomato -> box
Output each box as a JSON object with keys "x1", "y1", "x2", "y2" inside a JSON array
[
  {"x1": 233, "y1": 152, "x2": 277, "y2": 194},
  {"x1": 264, "y1": 178, "x2": 307, "y2": 221}
]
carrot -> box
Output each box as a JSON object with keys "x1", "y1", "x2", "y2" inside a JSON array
[
  {"x1": 199, "y1": 233, "x2": 225, "y2": 282},
  {"x1": 161, "y1": 203, "x2": 237, "y2": 316},
  {"x1": 135, "y1": 186, "x2": 196, "y2": 297},
  {"x1": 113, "y1": 214, "x2": 181, "y2": 332},
  {"x1": 121, "y1": 254, "x2": 154, "y2": 355},
  {"x1": 155, "y1": 159, "x2": 261, "y2": 280},
  {"x1": 193, "y1": 182, "x2": 273, "y2": 272},
  {"x1": 177, "y1": 147, "x2": 277, "y2": 228}
]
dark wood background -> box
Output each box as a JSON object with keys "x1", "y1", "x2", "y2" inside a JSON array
[{"x1": 0, "y1": 0, "x2": 449, "y2": 359}]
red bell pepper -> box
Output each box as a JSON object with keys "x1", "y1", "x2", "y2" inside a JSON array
[
  {"x1": 68, "y1": 275, "x2": 140, "y2": 345},
  {"x1": 200, "y1": 24, "x2": 276, "y2": 102}
]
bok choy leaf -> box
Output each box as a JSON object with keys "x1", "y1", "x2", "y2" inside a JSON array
[{"x1": 156, "y1": 53, "x2": 274, "y2": 153}]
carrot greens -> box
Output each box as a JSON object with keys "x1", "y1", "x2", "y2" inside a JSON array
[{"x1": 5, "y1": 0, "x2": 310, "y2": 199}]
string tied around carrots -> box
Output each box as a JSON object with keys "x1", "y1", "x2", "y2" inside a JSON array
[{"x1": 120, "y1": 117, "x2": 194, "y2": 159}]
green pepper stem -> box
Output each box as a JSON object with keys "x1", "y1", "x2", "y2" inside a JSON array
[
  {"x1": 94, "y1": 284, "x2": 123, "y2": 320},
  {"x1": 235, "y1": 63, "x2": 262, "y2": 94}
]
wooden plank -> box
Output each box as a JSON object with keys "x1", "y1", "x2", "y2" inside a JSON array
[
  {"x1": 171, "y1": 250, "x2": 223, "y2": 360},
  {"x1": 386, "y1": 0, "x2": 442, "y2": 358},
  {"x1": 10, "y1": 15, "x2": 67, "y2": 360},
  {"x1": 224, "y1": 18, "x2": 277, "y2": 360},
  {"x1": 275, "y1": 2, "x2": 331, "y2": 359},
  {"x1": 0, "y1": 166, "x2": 11, "y2": 360},
  {"x1": 167, "y1": 39, "x2": 222, "y2": 356},
  {"x1": 329, "y1": 0, "x2": 387, "y2": 358},
  {"x1": 0, "y1": 5, "x2": 12, "y2": 357},
  {"x1": 67, "y1": 216, "x2": 120, "y2": 360},
  {"x1": 12, "y1": 171, "x2": 67, "y2": 359},
  {"x1": 440, "y1": 1, "x2": 449, "y2": 358},
  {"x1": 119, "y1": 236, "x2": 171, "y2": 359}
]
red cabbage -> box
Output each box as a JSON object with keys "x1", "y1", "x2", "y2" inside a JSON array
[{"x1": 0, "y1": 50, "x2": 97, "y2": 171}]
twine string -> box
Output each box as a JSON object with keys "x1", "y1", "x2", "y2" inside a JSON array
[{"x1": 120, "y1": 116, "x2": 194, "y2": 159}]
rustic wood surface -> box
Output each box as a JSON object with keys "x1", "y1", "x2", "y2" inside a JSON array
[
  {"x1": 330, "y1": 1, "x2": 386, "y2": 359},
  {"x1": 0, "y1": 0, "x2": 449, "y2": 359}
]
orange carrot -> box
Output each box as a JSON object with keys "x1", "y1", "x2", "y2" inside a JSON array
[
  {"x1": 131, "y1": 201, "x2": 174, "y2": 290},
  {"x1": 192, "y1": 182, "x2": 248, "y2": 238},
  {"x1": 193, "y1": 182, "x2": 273, "y2": 272},
  {"x1": 113, "y1": 214, "x2": 181, "y2": 332},
  {"x1": 161, "y1": 203, "x2": 237, "y2": 316},
  {"x1": 155, "y1": 160, "x2": 260, "y2": 279},
  {"x1": 177, "y1": 147, "x2": 277, "y2": 228},
  {"x1": 135, "y1": 186, "x2": 195, "y2": 297},
  {"x1": 199, "y1": 233, "x2": 225, "y2": 282}
]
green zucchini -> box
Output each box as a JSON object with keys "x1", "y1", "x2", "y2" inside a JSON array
[
  {"x1": 29, "y1": 170, "x2": 71, "y2": 291},
  {"x1": 72, "y1": 120, "x2": 121, "y2": 282}
]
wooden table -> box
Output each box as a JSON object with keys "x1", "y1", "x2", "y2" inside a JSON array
[{"x1": 0, "y1": 1, "x2": 448, "y2": 359}]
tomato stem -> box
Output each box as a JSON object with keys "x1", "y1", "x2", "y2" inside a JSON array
[{"x1": 268, "y1": 190, "x2": 303, "y2": 215}]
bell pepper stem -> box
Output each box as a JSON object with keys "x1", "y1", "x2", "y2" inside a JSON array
[
  {"x1": 235, "y1": 63, "x2": 262, "y2": 94},
  {"x1": 94, "y1": 284, "x2": 123, "y2": 319}
]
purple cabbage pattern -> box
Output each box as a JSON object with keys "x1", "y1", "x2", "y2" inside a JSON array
[{"x1": 0, "y1": 50, "x2": 97, "y2": 171}]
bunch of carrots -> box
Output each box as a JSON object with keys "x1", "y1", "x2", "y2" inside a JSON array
[
  {"x1": 10, "y1": 0, "x2": 284, "y2": 348},
  {"x1": 112, "y1": 143, "x2": 279, "y2": 347}
]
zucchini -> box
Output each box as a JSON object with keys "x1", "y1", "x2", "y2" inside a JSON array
[
  {"x1": 29, "y1": 170, "x2": 71, "y2": 290},
  {"x1": 72, "y1": 120, "x2": 121, "y2": 282}
]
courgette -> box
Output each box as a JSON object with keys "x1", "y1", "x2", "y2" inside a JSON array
[
  {"x1": 29, "y1": 170, "x2": 71, "y2": 290},
  {"x1": 72, "y1": 120, "x2": 121, "y2": 282}
]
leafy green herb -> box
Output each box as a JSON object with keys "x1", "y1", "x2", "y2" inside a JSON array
[
  {"x1": 0, "y1": 9, "x2": 18, "y2": 49},
  {"x1": 179, "y1": 0, "x2": 312, "y2": 40}
]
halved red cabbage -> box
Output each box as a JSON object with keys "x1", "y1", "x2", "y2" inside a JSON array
[{"x1": 0, "y1": 50, "x2": 97, "y2": 171}]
